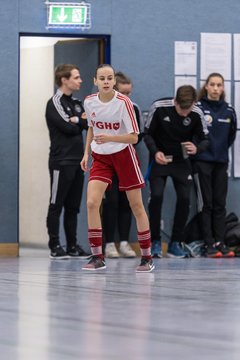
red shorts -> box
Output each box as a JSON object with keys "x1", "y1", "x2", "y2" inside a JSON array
[{"x1": 89, "y1": 145, "x2": 145, "y2": 191}]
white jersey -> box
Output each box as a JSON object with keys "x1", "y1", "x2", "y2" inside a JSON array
[{"x1": 84, "y1": 90, "x2": 139, "y2": 154}]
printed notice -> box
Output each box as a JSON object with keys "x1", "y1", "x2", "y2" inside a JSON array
[
  {"x1": 174, "y1": 41, "x2": 197, "y2": 75},
  {"x1": 175, "y1": 76, "x2": 197, "y2": 94},
  {"x1": 200, "y1": 33, "x2": 231, "y2": 81},
  {"x1": 234, "y1": 82, "x2": 240, "y2": 128},
  {"x1": 234, "y1": 34, "x2": 240, "y2": 80},
  {"x1": 234, "y1": 131, "x2": 240, "y2": 177}
]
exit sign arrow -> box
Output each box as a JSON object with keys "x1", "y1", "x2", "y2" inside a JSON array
[{"x1": 57, "y1": 7, "x2": 67, "y2": 22}]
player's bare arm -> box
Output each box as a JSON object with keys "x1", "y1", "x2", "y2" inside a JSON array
[{"x1": 94, "y1": 132, "x2": 138, "y2": 145}]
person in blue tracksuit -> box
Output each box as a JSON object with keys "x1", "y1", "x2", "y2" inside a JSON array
[{"x1": 194, "y1": 73, "x2": 237, "y2": 258}]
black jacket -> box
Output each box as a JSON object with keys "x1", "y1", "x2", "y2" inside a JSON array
[
  {"x1": 144, "y1": 98, "x2": 209, "y2": 162},
  {"x1": 45, "y1": 89, "x2": 88, "y2": 166}
]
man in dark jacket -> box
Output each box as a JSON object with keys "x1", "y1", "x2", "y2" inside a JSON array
[
  {"x1": 144, "y1": 85, "x2": 209, "y2": 258},
  {"x1": 45, "y1": 64, "x2": 89, "y2": 259}
]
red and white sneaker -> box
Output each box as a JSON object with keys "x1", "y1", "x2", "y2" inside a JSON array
[
  {"x1": 136, "y1": 258, "x2": 155, "y2": 273},
  {"x1": 82, "y1": 256, "x2": 106, "y2": 271}
]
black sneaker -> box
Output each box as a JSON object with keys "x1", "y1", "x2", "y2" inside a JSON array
[
  {"x1": 67, "y1": 244, "x2": 92, "y2": 259},
  {"x1": 82, "y1": 256, "x2": 106, "y2": 271},
  {"x1": 206, "y1": 244, "x2": 222, "y2": 258},
  {"x1": 49, "y1": 245, "x2": 69, "y2": 260},
  {"x1": 216, "y1": 243, "x2": 235, "y2": 258}
]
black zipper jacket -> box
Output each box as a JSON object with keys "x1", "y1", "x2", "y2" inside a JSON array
[
  {"x1": 144, "y1": 98, "x2": 209, "y2": 162},
  {"x1": 45, "y1": 89, "x2": 88, "y2": 166}
]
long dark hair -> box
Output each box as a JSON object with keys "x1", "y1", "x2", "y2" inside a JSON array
[{"x1": 198, "y1": 73, "x2": 225, "y2": 101}]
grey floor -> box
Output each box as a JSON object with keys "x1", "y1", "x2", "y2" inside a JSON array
[{"x1": 1, "y1": 248, "x2": 240, "y2": 360}]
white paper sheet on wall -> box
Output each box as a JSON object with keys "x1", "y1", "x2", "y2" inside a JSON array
[
  {"x1": 174, "y1": 41, "x2": 197, "y2": 75},
  {"x1": 200, "y1": 33, "x2": 232, "y2": 81},
  {"x1": 234, "y1": 34, "x2": 240, "y2": 81},
  {"x1": 234, "y1": 131, "x2": 240, "y2": 177},
  {"x1": 174, "y1": 76, "x2": 197, "y2": 94},
  {"x1": 234, "y1": 82, "x2": 240, "y2": 128}
]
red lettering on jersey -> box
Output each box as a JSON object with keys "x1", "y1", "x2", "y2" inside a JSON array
[
  {"x1": 105, "y1": 122, "x2": 112, "y2": 130},
  {"x1": 91, "y1": 121, "x2": 120, "y2": 130},
  {"x1": 113, "y1": 122, "x2": 120, "y2": 130},
  {"x1": 96, "y1": 121, "x2": 104, "y2": 129}
]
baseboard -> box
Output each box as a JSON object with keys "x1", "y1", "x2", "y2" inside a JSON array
[
  {"x1": 115, "y1": 241, "x2": 168, "y2": 257},
  {"x1": 0, "y1": 243, "x2": 19, "y2": 257}
]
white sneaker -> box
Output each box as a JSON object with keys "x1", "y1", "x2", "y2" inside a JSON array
[
  {"x1": 105, "y1": 242, "x2": 120, "y2": 258},
  {"x1": 119, "y1": 241, "x2": 136, "y2": 258}
]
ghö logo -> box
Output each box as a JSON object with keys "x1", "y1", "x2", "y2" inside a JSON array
[{"x1": 91, "y1": 120, "x2": 120, "y2": 130}]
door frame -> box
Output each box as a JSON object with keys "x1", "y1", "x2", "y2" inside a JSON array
[
  {"x1": 19, "y1": 32, "x2": 111, "y2": 62},
  {"x1": 18, "y1": 33, "x2": 111, "y2": 250}
]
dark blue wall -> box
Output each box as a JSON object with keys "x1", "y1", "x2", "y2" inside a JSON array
[
  {"x1": 0, "y1": 1, "x2": 19, "y2": 243},
  {"x1": 2, "y1": 0, "x2": 240, "y2": 245}
]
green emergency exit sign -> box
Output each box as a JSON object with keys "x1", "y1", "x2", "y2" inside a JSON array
[{"x1": 48, "y1": 4, "x2": 88, "y2": 26}]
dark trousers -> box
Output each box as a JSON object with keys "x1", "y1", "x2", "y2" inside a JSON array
[
  {"x1": 102, "y1": 175, "x2": 131, "y2": 244},
  {"x1": 194, "y1": 161, "x2": 228, "y2": 245},
  {"x1": 47, "y1": 164, "x2": 84, "y2": 250},
  {"x1": 148, "y1": 161, "x2": 192, "y2": 244}
]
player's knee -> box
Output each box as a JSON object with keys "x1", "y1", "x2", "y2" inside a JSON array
[
  {"x1": 129, "y1": 201, "x2": 144, "y2": 217},
  {"x1": 87, "y1": 198, "x2": 99, "y2": 211}
]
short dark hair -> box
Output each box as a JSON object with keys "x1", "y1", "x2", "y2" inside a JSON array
[
  {"x1": 55, "y1": 64, "x2": 79, "y2": 87},
  {"x1": 175, "y1": 85, "x2": 197, "y2": 109}
]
